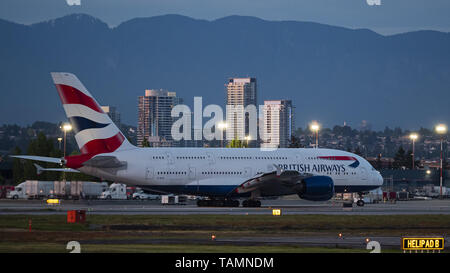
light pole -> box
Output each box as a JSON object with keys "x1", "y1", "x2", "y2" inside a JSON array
[
  {"x1": 310, "y1": 122, "x2": 320, "y2": 148},
  {"x1": 62, "y1": 123, "x2": 72, "y2": 158},
  {"x1": 244, "y1": 135, "x2": 251, "y2": 148},
  {"x1": 435, "y1": 124, "x2": 447, "y2": 199},
  {"x1": 409, "y1": 133, "x2": 418, "y2": 169},
  {"x1": 61, "y1": 123, "x2": 72, "y2": 182},
  {"x1": 57, "y1": 137, "x2": 62, "y2": 151},
  {"x1": 217, "y1": 121, "x2": 228, "y2": 148}
]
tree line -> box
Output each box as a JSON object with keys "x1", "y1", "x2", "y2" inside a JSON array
[{"x1": 11, "y1": 132, "x2": 99, "y2": 185}]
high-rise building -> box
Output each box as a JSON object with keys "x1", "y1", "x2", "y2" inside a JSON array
[
  {"x1": 101, "y1": 106, "x2": 121, "y2": 128},
  {"x1": 261, "y1": 100, "x2": 294, "y2": 148},
  {"x1": 225, "y1": 77, "x2": 257, "y2": 146},
  {"x1": 137, "y1": 89, "x2": 183, "y2": 147}
]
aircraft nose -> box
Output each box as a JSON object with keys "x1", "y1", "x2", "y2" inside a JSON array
[{"x1": 375, "y1": 172, "x2": 383, "y2": 186}]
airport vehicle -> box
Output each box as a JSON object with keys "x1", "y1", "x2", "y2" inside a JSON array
[
  {"x1": 0, "y1": 185, "x2": 14, "y2": 199},
  {"x1": 351, "y1": 188, "x2": 383, "y2": 205},
  {"x1": 126, "y1": 186, "x2": 137, "y2": 199},
  {"x1": 12, "y1": 72, "x2": 383, "y2": 207},
  {"x1": 132, "y1": 190, "x2": 160, "y2": 200},
  {"x1": 99, "y1": 183, "x2": 127, "y2": 200},
  {"x1": 161, "y1": 195, "x2": 187, "y2": 205},
  {"x1": 7, "y1": 180, "x2": 108, "y2": 199},
  {"x1": 422, "y1": 185, "x2": 448, "y2": 198},
  {"x1": 79, "y1": 181, "x2": 109, "y2": 199}
]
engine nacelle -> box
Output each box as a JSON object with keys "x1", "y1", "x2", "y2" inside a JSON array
[{"x1": 296, "y1": 176, "x2": 334, "y2": 201}]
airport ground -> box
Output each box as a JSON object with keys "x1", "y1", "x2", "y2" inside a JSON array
[{"x1": 0, "y1": 198, "x2": 450, "y2": 253}]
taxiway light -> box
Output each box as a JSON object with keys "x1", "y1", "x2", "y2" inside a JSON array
[
  {"x1": 46, "y1": 199, "x2": 60, "y2": 205},
  {"x1": 272, "y1": 209, "x2": 282, "y2": 216}
]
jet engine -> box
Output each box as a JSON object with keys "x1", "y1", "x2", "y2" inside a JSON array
[{"x1": 295, "y1": 176, "x2": 334, "y2": 201}]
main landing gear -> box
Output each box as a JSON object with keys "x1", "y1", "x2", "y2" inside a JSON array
[
  {"x1": 197, "y1": 198, "x2": 240, "y2": 207},
  {"x1": 196, "y1": 198, "x2": 262, "y2": 207},
  {"x1": 242, "y1": 199, "x2": 261, "y2": 207}
]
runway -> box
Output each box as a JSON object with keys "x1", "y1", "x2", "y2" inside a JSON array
[{"x1": 1, "y1": 198, "x2": 450, "y2": 215}]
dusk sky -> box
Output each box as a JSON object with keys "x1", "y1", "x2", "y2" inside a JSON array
[
  {"x1": 1, "y1": 0, "x2": 449, "y2": 129},
  {"x1": 1, "y1": 0, "x2": 450, "y2": 35}
]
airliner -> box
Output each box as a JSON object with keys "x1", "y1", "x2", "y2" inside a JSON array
[{"x1": 13, "y1": 73, "x2": 383, "y2": 207}]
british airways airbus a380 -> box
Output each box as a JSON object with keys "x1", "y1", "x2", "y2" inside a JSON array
[{"x1": 13, "y1": 73, "x2": 383, "y2": 207}]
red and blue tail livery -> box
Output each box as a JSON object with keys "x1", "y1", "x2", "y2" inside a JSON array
[{"x1": 51, "y1": 72, "x2": 133, "y2": 156}]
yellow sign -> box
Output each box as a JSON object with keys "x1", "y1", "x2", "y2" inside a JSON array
[
  {"x1": 272, "y1": 209, "x2": 282, "y2": 216},
  {"x1": 402, "y1": 237, "x2": 444, "y2": 251},
  {"x1": 46, "y1": 199, "x2": 60, "y2": 205}
]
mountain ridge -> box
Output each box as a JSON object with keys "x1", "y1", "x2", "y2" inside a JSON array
[{"x1": 1, "y1": 13, "x2": 449, "y2": 130}]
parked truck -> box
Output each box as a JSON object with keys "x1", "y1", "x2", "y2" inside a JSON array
[
  {"x1": 422, "y1": 184, "x2": 448, "y2": 198},
  {"x1": 7, "y1": 180, "x2": 108, "y2": 200},
  {"x1": 99, "y1": 183, "x2": 127, "y2": 200}
]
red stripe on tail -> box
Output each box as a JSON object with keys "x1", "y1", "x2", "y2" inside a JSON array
[
  {"x1": 80, "y1": 132, "x2": 125, "y2": 155},
  {"x1": 65, "y1": 133, "x2": 125, "y2": 169},
  {"x1": 55, "y1": 84, "x2": 103, "y2": 113}
]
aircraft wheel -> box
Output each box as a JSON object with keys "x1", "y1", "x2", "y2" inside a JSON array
[
  {"x1": 356, "y1": 199, "x2": 365, "y2": 207},
  {"x1": 197, "y1": 199, "x2": 204, "y2": 207},
  {"x1": 214, "y1": 200, "x2": 225, "y2": 207},
  {"x1": 242, "y1": 200, "x2": 260, "y2": 207}
]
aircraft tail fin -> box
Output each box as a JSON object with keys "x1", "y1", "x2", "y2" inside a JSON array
[{"x1": 51, "y1": 72, "x2": 135, "y2": 156}]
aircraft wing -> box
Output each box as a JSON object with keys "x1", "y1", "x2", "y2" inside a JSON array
[{"x1": 234, "y1": 165, "x2": 312, "y2": 196}]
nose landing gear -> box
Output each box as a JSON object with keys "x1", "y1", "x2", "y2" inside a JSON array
[
  {"x1": 356, "y1": 192, "x2": 365, "y2": 207},
  {"x1": 356, "y1": 199, "x2": 365, "y2": 207}
]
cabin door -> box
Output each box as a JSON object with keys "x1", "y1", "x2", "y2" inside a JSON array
[{"x1": 145, "y1": 167, "x2": 153, "y2": 180}]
